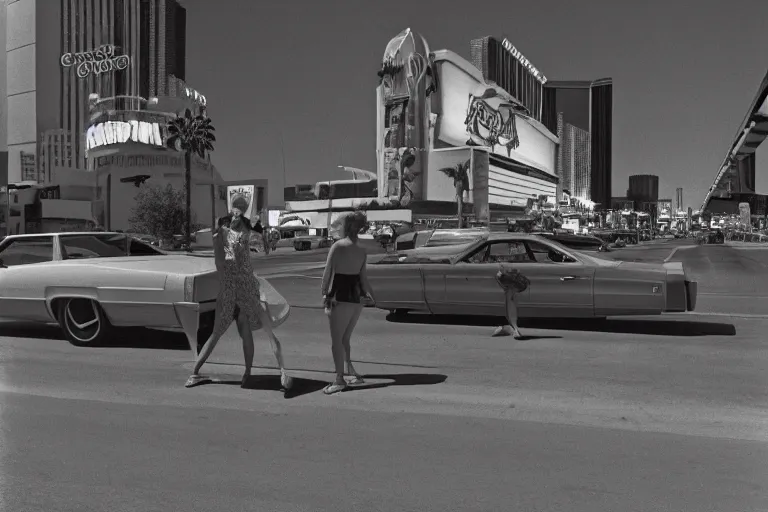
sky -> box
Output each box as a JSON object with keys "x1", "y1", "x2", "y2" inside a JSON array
[{"x1": 183, "y1": 0, "x2": 768, "y2": 210}]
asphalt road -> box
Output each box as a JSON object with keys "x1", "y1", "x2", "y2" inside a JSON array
[{"x1": 1, "y1": 240, "x2": 767, "y2": 511}]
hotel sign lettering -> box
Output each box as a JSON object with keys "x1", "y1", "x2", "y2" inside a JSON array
[
  {"x1": 501, "y1": 39, "x2": 547, "y2": 85},
  {"x1": 465, "y1": 96, "x2": 520, "y2": 156},
  {"x1": 61, "y1": 44, "x2": 130, "y2": 79},
  {"x1": 86, "y1": 121, "x2": 165, "y2": 152}
]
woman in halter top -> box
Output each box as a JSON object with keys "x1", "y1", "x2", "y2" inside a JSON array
[
  {"x1": 185, "y1": 208, "x2": 292, "y2": 390},
  {"x1": 320, "y1": 211, "x2": 374, "y2": 395}
]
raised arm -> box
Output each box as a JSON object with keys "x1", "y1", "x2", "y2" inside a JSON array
[
  {"x1": 321, "y1": 243, "x2": 337, "y2": 296},
  {"x1": 213, "y1": 229, "x2": 226, "y2": 272}
]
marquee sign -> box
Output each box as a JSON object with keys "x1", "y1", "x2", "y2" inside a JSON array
[
  {"x1": 465, "y1": 95, "x2": 520, "y2": 156},
  {"x1": 61, "y1": 44, "x2": 130, "y2": 79},
  {"x1": 500, "y1": 39, "x2": 547, "y2": 84},
  {"x1": 86, "y1": 120, "x2": 165, "y2": 152}
]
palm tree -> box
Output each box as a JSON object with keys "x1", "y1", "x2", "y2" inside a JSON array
[
  {"x1": 438, "y1": 159, "x2": 470, "y2": 228},
  {"x1": 167, "y1": 109, "x2": 216, "y2": 251}
]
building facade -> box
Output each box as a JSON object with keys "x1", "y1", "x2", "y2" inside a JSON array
[
  {"x1": 627, "y1": 174, "x2": 659, "y2": 204},
  {"x1": 2, "y1": 0, "x2": 225, "y2": 235},
  {"x1": 542, "y1": 79, "x2": 613, "y2": 209},
  {"x1": 373, "y1": 29, "x2": 558, "y2": 221},
  {"x1": 557, "y1": 113, "x2": 590, "y2": 200}
]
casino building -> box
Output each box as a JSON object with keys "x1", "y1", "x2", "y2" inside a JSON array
[
  {"x1": 374, "y1": 30, "x2": 560, "y2": 221},
  {"x1": 1, "y1": 0, "x2": 232, "y2": 236}
]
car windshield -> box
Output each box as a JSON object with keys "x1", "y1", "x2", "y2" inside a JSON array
[{"x1": 59, "y1": 234, "x2": 163, "y2": 259}]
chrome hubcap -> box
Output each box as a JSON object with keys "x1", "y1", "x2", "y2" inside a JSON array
[{"x1": 65, "y1": 299, "x2": 101, "y2": 343}]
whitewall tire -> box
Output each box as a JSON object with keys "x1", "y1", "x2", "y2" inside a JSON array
[{"x1": 57, "y1": 298, "x2": 112, "y2": 347}]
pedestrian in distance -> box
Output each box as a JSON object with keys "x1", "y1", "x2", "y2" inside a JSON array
[
  {"x1": 185, "y1": 207, "x2": 293, "y2": 390},
  {"x1": 493, "y1": 266, "x2": 529, "y2": 339},
  {"x1": 320, "y1": 210, "x2": 374, "y2": 395}
]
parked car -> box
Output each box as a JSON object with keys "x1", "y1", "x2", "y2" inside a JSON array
[
  {"x1": 0, "y1": 232, "x2": 277, "y2": 348},
  {"x1": 365, "y1": 233, "x2": 697, "y2": 319}
]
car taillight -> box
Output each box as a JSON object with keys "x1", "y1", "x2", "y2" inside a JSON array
[{"x1": 184, "y1": 276, "x2": 194, "y2": 302}]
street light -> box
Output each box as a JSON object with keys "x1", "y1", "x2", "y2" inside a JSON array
[{"x1": 3, "y1": 184, "x2": 32, "y2": 237}]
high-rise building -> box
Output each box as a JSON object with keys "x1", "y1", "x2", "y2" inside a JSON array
[
  {"x1": 5, "y1": 0, "x2": 188, "y2": 184},
  {"x1": 556, "y1": 113, "x2": 590, "y2": 200},
  {"x1": 676, "y1": 187, "x2": 683, "y2": 210},
  {"x1": 3, "y1": 0, "x2": 215, "y2": 235},
  {"x1": 627, "y1": 174, "x2": 659, "y2": 204},
  {"x1": 542, "y1": 79, "x2": 613, "y2": 209}
]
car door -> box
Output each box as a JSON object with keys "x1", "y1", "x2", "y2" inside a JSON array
[
  {"x1": 0, "y1": 236, "x2": 57, "y2": 321},
  {"x1": 518, "y1": 240, "x2": 595, "y2": 318},
  {"x1": 442, "y1": 241, "x2": 531, "y2": 316},
  {"x1": 366, "y1": 256, "x2": 429, "y2": 312}
]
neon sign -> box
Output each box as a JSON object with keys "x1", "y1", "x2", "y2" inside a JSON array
[
  {"x1": 501, "y1": 39, "x2": 547, "y2": 85},
  {"x1": 61, "y1": 44, "x2": 130, "y2": 79},
  {"x1": 86, "y1": 121, "x2": 165, "y2": 152}
]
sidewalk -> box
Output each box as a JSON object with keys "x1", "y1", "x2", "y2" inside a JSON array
[{"x1": 725, "y1": 241, "x2": 768, "y2": 248}]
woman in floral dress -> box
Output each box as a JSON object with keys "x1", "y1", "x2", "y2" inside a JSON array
[{"x1": 185, "y1": 208, "x2": 292, "y2": 390}]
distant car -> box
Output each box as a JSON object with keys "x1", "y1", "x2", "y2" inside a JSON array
[
  {"x1": 366, "y1": 233, "x2": 697, "y2": 319},
  {"x1": 293, "y1": 235, "x2": 332, "y2": 251},
  {"x1": 0, "y1": 232, "x2": 232, "y2": 348}
]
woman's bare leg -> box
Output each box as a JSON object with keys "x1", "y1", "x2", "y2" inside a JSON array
[
  {"x1": 505, "y1": 289, "x2": 523, "y2": 338},
  {"x1": 235, "y1": 313, "x2": 254, "y2": 385},
  {"x1": 329, "y1": 303, "x2": 355, "y2": 386},
  {"x1": 341, "y1": 304, "x2": 364, "y2": 380},
  {"x1": 192, "y1": 301, "x2": 233, "y2": 375}
]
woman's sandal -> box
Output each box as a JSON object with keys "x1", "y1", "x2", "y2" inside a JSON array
[
  {"x1": 280, "y1": 372, "x2": 294, "y2": 391},
  {"x1": 347, "y1": 374, "x2": 365, "y2": 385},
  {"x1": 323, "y1": 382, "x2": 348, "y2": 395},
  {"x1": 185, "y1": 375, "x2": 211, "y2": 388}
]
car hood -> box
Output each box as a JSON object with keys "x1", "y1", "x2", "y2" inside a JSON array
[{"x1": 49, "y1": 255, "x2": 217, "y2": 275}]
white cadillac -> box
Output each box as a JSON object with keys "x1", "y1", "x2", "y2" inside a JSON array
[{"x1": 0, "y1": 232, "x2": 229, "y2": 349}]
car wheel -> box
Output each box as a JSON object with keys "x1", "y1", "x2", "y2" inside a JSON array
[{"x1": 57, "y1": 298, "x2": 112, "y2": 347}]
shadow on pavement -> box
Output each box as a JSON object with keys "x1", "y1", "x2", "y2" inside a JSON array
[
  {"x1": 387, "y1": 314, "x2": 736, "y2": 337},
  {"x1": 0, "y1": 322, "x2": 190, "y2": 350},
  {"x1": 0, "y1": 322, "x2": 64, "y2": 340},
  {"x1": 342, "y1": 373, "x2": 447, "y2": 393},
  {"x1": 100, "y1": 329, "x2": 190, "y2": 350},
  {"x1": 212, "y1": 375, "x2": 329, "y2": 399},
  {"x1": 209, "y1": 372, "x2": 447, "y2": 397}
]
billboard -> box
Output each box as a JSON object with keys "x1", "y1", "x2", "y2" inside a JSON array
[
  {"x1": 227, "y1": 185, "x2": 255, "y2": 220},
  {"x1": 435, "y1": 56, "x2": 556, "y2": 175}
]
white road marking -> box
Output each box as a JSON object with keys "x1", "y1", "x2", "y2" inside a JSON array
[{"x1": 663, "y1": 245, "x2": 697, "y2": 262}]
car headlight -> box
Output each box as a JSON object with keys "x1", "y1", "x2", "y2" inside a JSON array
[{"x1": 184, "y1": 276, "x2": 194, "y2": 302}]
